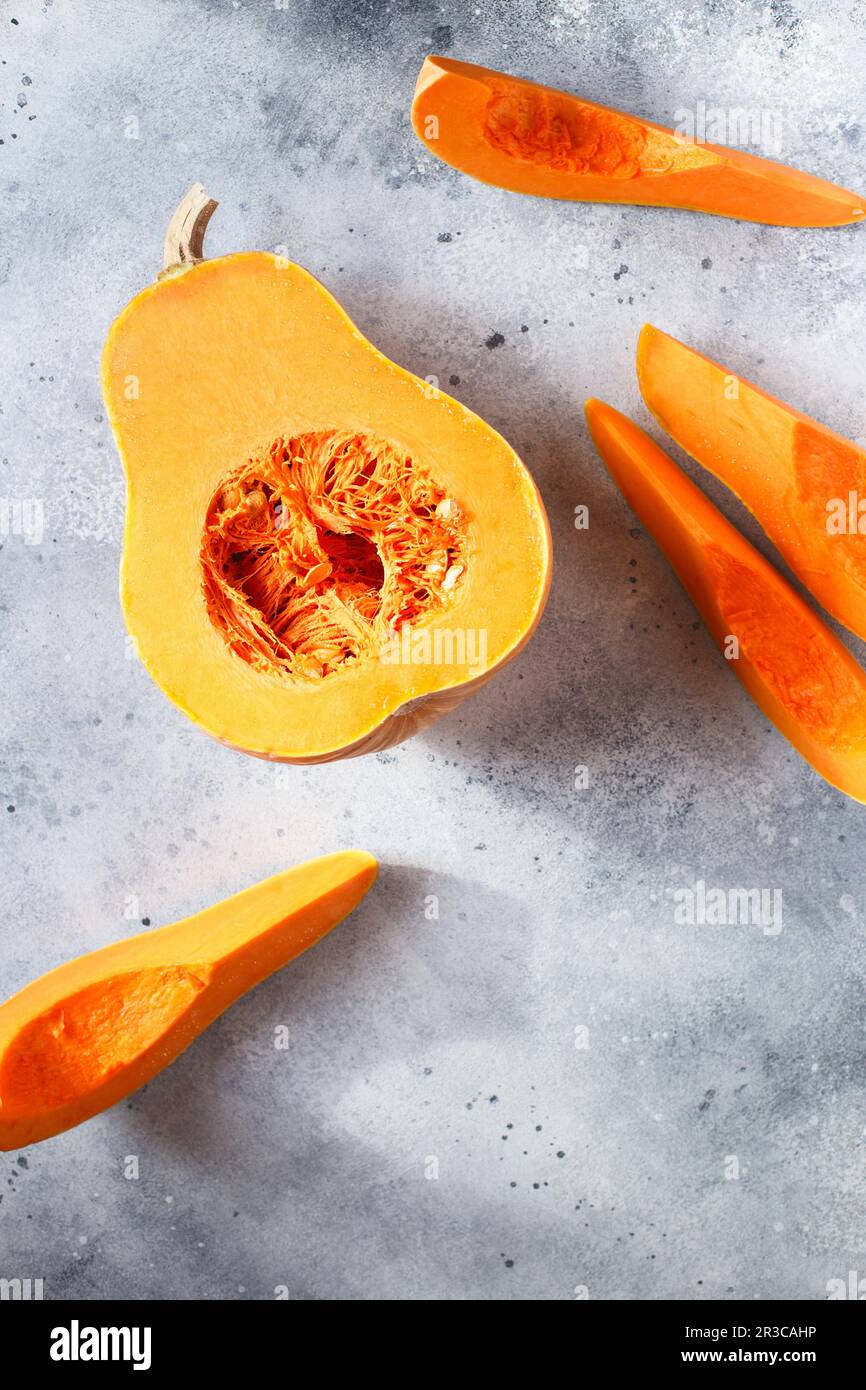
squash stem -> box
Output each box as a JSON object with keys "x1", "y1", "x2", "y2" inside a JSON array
[{"x1": 162, "y1": 183, "x2": 219, "y2": 270}]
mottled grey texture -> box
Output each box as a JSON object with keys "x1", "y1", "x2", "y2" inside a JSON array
[{"x1": 1, "y1": 0, "x2": 865, "y2": 1301}]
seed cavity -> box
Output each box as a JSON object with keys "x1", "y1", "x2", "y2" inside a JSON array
[
  {"x1": 483, "y1": 84, "x2": 718, "y2": 179},
  {"x1": 201, "y1": 430, "x2": 468, "y2": 680}
]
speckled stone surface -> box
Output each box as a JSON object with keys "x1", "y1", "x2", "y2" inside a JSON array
[{"x1": 1, "y1": 0, "x2": 865, "y2": 1301}]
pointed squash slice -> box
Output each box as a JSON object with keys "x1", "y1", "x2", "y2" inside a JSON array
[
  {"x1": 412, "y1": 56, "x2": 865, "y2": 227},
  {"x1": 638, "y1": 324, "x2": 866, "y2": 643},
  {"x1": 101, "y1": 187, "x2": 551, "y2": 762},
  {"x1": 585, "y1": 399, "x2": 866, "y2": 802},
  {"x1": 0, "y1": 851, "x2": 377, "y2": 1149}
]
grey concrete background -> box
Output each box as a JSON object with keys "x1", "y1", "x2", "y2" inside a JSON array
[{"x1": 1, "y1": 0, "x2": 865, "y2": 1301}]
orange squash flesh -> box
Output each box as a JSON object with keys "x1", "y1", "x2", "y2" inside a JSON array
[
  {"x1": 412, "y1": 56, "x2": 866, "y2": 227},
  {"x1": 0, "y1": 851, "x2": 377, "y2": 1149},
  {"x1": 637, "y1": 325, "x2": 866, "y2": 645},
  {"x1": 101, "y1": 188, "x2": 551, "y2": 762},
  {"x1": 585, "y1": 400, "x2": 866, "y2": 803}
]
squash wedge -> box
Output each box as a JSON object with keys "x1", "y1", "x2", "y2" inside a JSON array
[
  {"x1": 412, "y1": 56, "x2": 865, "y2": 227},
  {"x1": 585, "y1": 399, "x2": 866, "y2": 802},
  {"x1": 638, "y1": 324, "x2": 866, "y2": 643},
  {"x1": 0, "y1": 851, "x2": 377, "y2": 1149}
]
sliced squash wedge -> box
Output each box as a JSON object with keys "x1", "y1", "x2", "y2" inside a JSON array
[
  {"x1": 0, "y1": 851, "x2": 377, "y2": 1149},
  {"x1": 638, "y1": 324, "x2": 866, "y2": 643},
  {"x1": 585, "y1": 399, "x2": 866, "y2": 802},
  {"x1": 413, "y1": 56, "x2": 865, "y2": 227}
]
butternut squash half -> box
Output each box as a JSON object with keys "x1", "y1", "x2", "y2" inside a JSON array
[
  {"x1": 585, "y1": 400, "x2": 866, "y2": 803},
  {"x1": 412, "y1": 56, "x2": 865, "y2": 227},
  {"x1": 101, "y1": 187, "x2": 551, "y2": 762},
  {"x1": 0, "y1": 851, "x2": 377, "y2": 1149},
  {"x1": 638, "y1": 325, "x2": 866, "y2": 643}
]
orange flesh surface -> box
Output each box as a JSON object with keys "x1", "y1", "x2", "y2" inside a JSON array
[
  {"x1": 793, "y1": 426, "x2": 866, "y2": 591},
  {"x1": 705, "y1": 546, "x2": 866, "y2": 748},
  {"x1": 412, "y1": 56, "x2": 866, "y2": 225},
  {"x1": 202, "y1": 429, "x2": 466, "y2": 680},
  {"x1": 0, "y1": 968, "x2": 209, "y2": 1116},
  {"x1": 637, "y1": 324, "x2": 866, "y2": 642},
  {"x1": 585, "y1": 399, "x2": 866, "y2": 801}
]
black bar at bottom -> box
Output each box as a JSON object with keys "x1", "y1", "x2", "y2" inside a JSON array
[{"x1": 2, "y1": 1296, "x2": 862, "y2": 1372}]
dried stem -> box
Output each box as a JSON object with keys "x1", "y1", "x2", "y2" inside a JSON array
[{"x1": 163, "y1": 183, "x2": 219, "y2": 271}]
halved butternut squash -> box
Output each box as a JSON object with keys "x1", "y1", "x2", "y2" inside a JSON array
[
  {"x1": 0, "y1": 851, "x2": 377, "y2": 1149},
  {"x1": 585, "y1": 400, "x2": 866, "y2": 802},
  {"x1": 412, "y1": 56, "x2": 865, "y2": 227},
  {"x1": 101, "y1": 186, "x2": 551, "y2": 762},
  {"x1": 638, "y1": 324, "x2": 866, "y2": 643}
]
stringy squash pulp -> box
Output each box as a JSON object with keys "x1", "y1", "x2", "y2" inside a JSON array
[
  {"x1": 202, "y1": 430, "x2": 467, "y2": 681},
  {"x1": 482, "y1": 80, "x2": 716, "y2": 180},
  {"x1": 101, "y1": 188, "x2": 551, "y2": 762}
]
